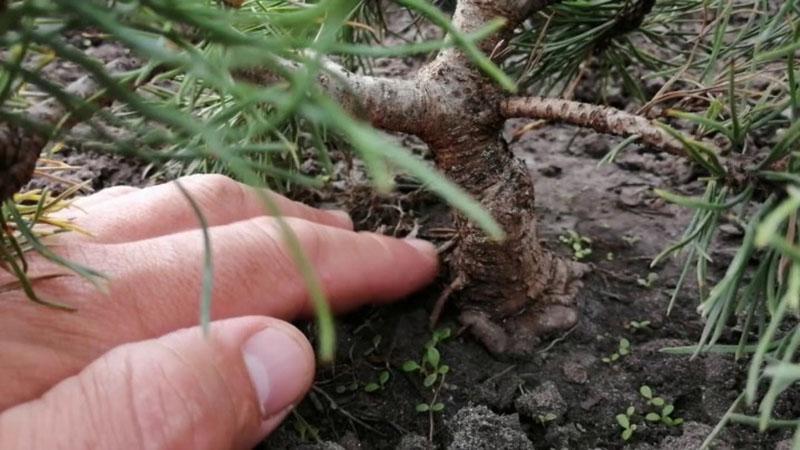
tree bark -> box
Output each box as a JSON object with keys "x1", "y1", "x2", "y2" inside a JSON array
[
  {"x1": 365, "y1": 0, "x2": 584, "y2": 354},
  {"x1": 501, "y1": 96, "x2": 687, "y2": 156}
]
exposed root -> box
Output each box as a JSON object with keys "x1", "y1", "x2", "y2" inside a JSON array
[
  {"x1": 430, "y1": 273, "x2": 465, "y2": 328},
  {"x1": 459, "y1": 251, "x2": 588, "y2": 355}
]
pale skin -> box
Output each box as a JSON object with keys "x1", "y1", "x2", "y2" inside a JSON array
[{"x1": 0, "y1": 174, "x2": 439, "y2": 449}]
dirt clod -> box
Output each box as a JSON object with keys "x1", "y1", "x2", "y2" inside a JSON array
[
  {"x1": 514, "y1": 381, "x2": 567, "y2": 422},
  {"x1": 396, "y1": 434, "x2": 432, "y2": 450},
  {"x1": 652, "y1": 422, "x2": 732, "y2": 450},
  {"x1": 475, "y1": 374, "x2": 524, "y2": 410},
  {"x1": 447, "y1": 405, "x2": 534, "y2": 450}
]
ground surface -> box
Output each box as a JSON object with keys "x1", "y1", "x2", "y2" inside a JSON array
[
  {"x1": 27, "y1": 5, "x2": 798, "y2": 450},
  {"x1": 48, "y1": 121, "x2": 795, "y2": 449}
]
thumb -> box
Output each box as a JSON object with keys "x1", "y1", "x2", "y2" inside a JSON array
[{"x1": 0, "y1": 317, "x2": 314, "y2": 450}]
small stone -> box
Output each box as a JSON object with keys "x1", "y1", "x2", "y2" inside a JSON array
[
  {"x1": 582, "y1": 137, "x2": 611, "y2": 158},
  {"x1": 544, "y1": 423, "x2": 583, "y2": 448},
  {"x1": 447, "y1": 405, "x2": 534, "y2": 450},
  {"x1": 475, "y1": 374, "x2": 524, "y2": 410},
  {"x1": 562, "y1": 361, "x2": 589, "y2": 384},
  {"x1": 514, "y1": 381, "x2": 567, "y2": 422},
  {"x1": 539, "y1": 165, "x2": 563, "y2": 178},
  {"x1": 775, "y1": 439, "x2": 794, "y2": 450},
  {"x1": 396, "y1": 434, "x2": 432, "y2": 450},
  {"x1": 339, "y1": 432, "x2": 362, "y2": 450}
]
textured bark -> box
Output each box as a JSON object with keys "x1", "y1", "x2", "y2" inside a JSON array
[
  {"x1": 237, "y1": 60, "x2": 427, "y2": 136},
  {"x1": 501, "y1": 96, "x2": 687, "y2": 156},
  {"x1": 381, "y1": 0, "x2": 586, "y2": 353},
  {"x1": 431, "y1": 133, "x2": 584, "y2": 354},
  {"x1": 0, "y1": 125, "x2": 44, "y2": 202}
]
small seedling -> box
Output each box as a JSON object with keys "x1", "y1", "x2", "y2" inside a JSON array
[
  {"x1": 537, "y1": 412, "x2": 558, "y2": 425},
  {"x1": 639, "y1": 385, "x2": 664, "y2": 407},
  {"x1": 334, "y1": 380, "x2": 360, "y2": 394},
  {"x1": 640, "y1": 386, "x2": 683, "y2": 426},
  {"x1": 625, "y1": 320, "x2": 651, "y2": 331},
  {"x1": 622, "y1": 234, "x2": 640, "y2": 246},
  {"x1": 616, "y1": 406, "x2": 637, "y2": 441},
  {"x1": 416, "y1": 401, "x2": 445, "y2": 413},
  {"x1": 559, "y1": 230, "x2": 593, "y2": 260},
  {"x1": 636, "y1": 272, "x2": 659, "y2": 288},
  {"x1": 403, "y1": 327, "x2": 452, "y2": 413},
  {"x1": 602, "y1": 338, "x2": 631, "y2": 363},
  {"x1": 402, "y1": 327, "x2": 451, "y2": 388},
  {"x1": 364, "y1": 370, "x2": 391, "y2": 393}
]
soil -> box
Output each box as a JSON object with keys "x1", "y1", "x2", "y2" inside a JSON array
[{"x1": 24, "y1": 4, "x2": 797, "y2": 450}]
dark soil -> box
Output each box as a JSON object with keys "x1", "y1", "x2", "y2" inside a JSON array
[{"x1": 27, "y1": 5, "x2": 796, "y2": 450}]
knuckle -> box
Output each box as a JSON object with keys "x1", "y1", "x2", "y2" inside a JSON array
[
  {"x1": 248, "y1": 216, "x2": 325, "y2": 268},
  {"x1": 181, "y1": 174, "x2": 246, "y2": 208},
  {"x1": 285, "y1": 218, "x2": 326, "y2": 262}
]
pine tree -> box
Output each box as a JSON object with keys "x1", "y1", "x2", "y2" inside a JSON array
[{"x1": 1, "y1": 0, "x2": 799, "y2": 443}]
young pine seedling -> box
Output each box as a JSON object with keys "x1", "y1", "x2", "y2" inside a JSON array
[{"x1": 602, "y1": 338, "x2": 631, "y2": 363}]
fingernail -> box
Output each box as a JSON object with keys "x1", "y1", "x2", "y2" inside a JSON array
[
  {"x1": 405, "y1": 238, "x2": 438, "y2": 264},
  {"x1": 242, "y1": 327, "x2": 311, "y2": 420}
]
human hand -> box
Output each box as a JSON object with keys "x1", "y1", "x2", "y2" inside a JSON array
[{"x1": 0, "y1": 174, "x2": 438, "y2": 449}]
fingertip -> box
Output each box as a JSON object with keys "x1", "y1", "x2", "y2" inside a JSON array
[
  {"x1": 403, "y1": 238, "x2": 439, "y2": 270},
  {"x1": 325, "y1": 209, "x2": 354, "y2": 230}
]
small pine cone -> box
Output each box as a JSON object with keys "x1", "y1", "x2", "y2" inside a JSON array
[{"x1": 0, "y1": 123, "x2": 44, "y2": 202}]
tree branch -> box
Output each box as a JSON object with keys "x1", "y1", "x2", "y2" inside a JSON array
[
  {"x1": 501, "y1": 96, "x2": 689, "y2": 156},
  {"x1": 236, "y1": 58, "x2": 427, "y2": 136},
  {"x1": 453, "y1": 0, "x2": 554, "y2": 42}
]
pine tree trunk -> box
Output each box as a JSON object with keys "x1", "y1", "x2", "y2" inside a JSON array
[{"x1": 376, "y1": 29, "x2": 589, "y2": 354}]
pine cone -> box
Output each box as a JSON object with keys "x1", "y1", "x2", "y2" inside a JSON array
[{"x1": 0, "y1": 123, "x2": 43, "y2": 202}]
